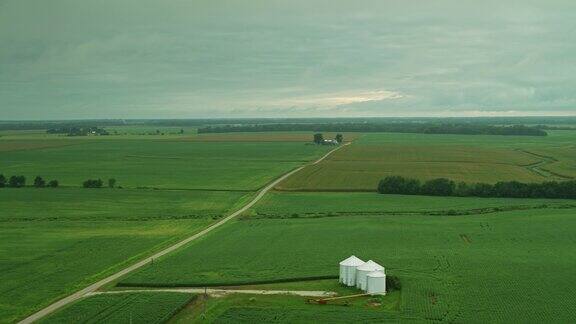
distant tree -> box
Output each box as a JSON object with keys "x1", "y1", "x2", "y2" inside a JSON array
[
  {"x1": 180, "y1": 128, "x2": 184, "y2": 134},
  {"x1": 421, "y1": 178, "x2": 456, "y2": 196},
  {"x1": 0, "y1": 174, "x2": 6, "y2": 188},
  {"x1": 47, "y1": 180, "x2": 59, "y2": 188},
  {"x1": 33, "y1": 176, "x2": 46, "y2": 188},
  {"x1": 335, "y1": 134, "x2": 344, "y2": 143},
  {"x1": 469, "y1": 183, "x2": 493, "y2": 197},
  {"x1": 378, "y1": 176, "x2": 421, "y2": 195},
  {"x1": 108, "y1": 178, "x2": 116, "y2": 188},
  {"x1": 83, "y1": 179, "x2": 103, "y2": 188},
  {"x1": 313, "y1": 133, "x2": 324, "y2": 144},
  {"x1": 377, "y1": 176, "x2": 576, "y2": 199},
  {"x1": 386, "y1": 275, "x2": 402, "y2": 292},
  {"x1": 198, "y1": 123, "x2": 548, "y2": 137},
  {"x1": 493, "y1": 181, "x2": 530, "y2": 198},
  {"x1": 9, "y1": 175, "x2": 26, "y2": 188},
  {"x1": 454, "y1": 182, "x2": 470, "y2": 197}
]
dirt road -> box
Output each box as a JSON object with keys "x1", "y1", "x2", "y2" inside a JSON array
[{"x1": 87, "y1": 288, "x2": 337, "y2": 298}]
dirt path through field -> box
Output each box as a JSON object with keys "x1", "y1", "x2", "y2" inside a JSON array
[
  {"x1": 87, "y1": 288, "x2": 337, "y2": 298},
  {"x1": 19, "y1": 142, "x2": 350, "y2": 324},
  {"x1": 517, "y1": 149, "x2": 573, "y2": 180}
]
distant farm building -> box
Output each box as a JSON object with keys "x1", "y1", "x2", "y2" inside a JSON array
[
  {"x1": 322, "y1": 139, "x2": 339, "y2": 146},
  {"x1": 339, "y1": 256, "x2": 386, "y2": 295}
]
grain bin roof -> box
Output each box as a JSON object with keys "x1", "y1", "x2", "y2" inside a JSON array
[
  {"x1": 339, "y1": 255, "x2": 365, "y2": 266},
  {"x1": 357, "y1": 260, "x2": 384, "y2": 271}
]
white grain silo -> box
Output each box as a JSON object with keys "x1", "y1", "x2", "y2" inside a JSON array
[
  {"x1": 356, "y1": 260, "x2": 384, "y2": 291},
  {"x1": 366, "y1": 271, "x2": 386, "y2": 295},
  {"x1": 339, "y1": 256, "x2": 365, "y2": 286}
]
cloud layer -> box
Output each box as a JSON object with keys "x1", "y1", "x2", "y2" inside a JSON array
[{"x1": 1, "y1": 0, "x2": 575, "y2": 119}]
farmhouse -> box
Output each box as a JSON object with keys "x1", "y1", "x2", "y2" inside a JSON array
[
  {"x1": 339, "y1": 256, "x2": 386, "y2": 295},
  {"x1": 322, "y1": 139, "x2": 339, "y2": 146}
]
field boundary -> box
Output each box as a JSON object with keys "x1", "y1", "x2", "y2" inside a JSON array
[
  {"x1": 18, "y1": 143, "x2": 349, "y2": 324},
  {"x1": 117, "y1": 275, "x2": 339, "y2": 288},
  {"x1": 247, "y1": 203, "x2": 576, "y2": 220},
  {"x1": 87, "y1": 288, "x2": 336, "y2": 298}
]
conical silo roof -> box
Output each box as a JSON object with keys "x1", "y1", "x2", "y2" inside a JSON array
[
  {"x1": 357, "y1": 260, "x2": 383, "y2": 271},
  {"x1": 339, "y1": 255, "x2": 365, "y2": 266}
]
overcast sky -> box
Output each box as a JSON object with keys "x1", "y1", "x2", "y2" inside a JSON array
[{"x1": 1, "y1": 0, "x2": 575, "y2": 119}]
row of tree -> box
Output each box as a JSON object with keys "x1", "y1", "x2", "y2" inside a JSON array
[
  {"x1": 0, "y1": 175, "x2": 59, "y2": 188},
  {"x1": 46, "y1": 126, "x2": 109, "y2": 136},
  {"x1": 198, "y1": 123, "x2": 547, "y2": 136},
  {"x1": 0, "y1": 175, "x2": 118, "y2": 188},
  {"x1": 83, "y1": 178, "x2": 117, "y2": 188},
  {"x1": 377, "y1": 176, "x2": 576, "y2": 199}
]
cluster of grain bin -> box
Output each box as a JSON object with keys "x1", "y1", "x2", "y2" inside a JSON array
[{"x1": 338, "y1": 256, "x2": 386, "y2": 295}]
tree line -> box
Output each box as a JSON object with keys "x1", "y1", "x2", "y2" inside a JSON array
[
  {"x1": 83, "y1": 178, "x2": 117, "y2": 188},
  {"x1": 2, "y1": 116, "x2": 576, "y2": 132},
  {"x1": 0, "y1": 175, "x2": 58, "y2": 188},
  {"x1": 198, "y1": 123, "x2": 547, "y2": 136},
  {"x1": 377, "y1": 176, "x2": 576, "y2": 199},
  {"x1": 46, "y1": 126, "x2": 109, "y2": 136},
  {"x1": 0, "y1": 174, "x2": 118, "y2": 188}
]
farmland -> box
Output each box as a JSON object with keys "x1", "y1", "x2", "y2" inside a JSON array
[
  {"x1": 170, "y1": 293, "x2": 400, "y2": 323},
  {"x1": 0, "y1": 188, "x2": 242, "y2": 322},
  {"x1": 41, "y1": 292, "x2": 195, "y2": 324},
  {"x1": 0, "y1": 132, "x2": 332, "y2": 322},
  {"x1": 248, "y1": 191, "x2": 576, "y2": 218},
  {"x1": 3, "y1": 127, "x2": 576, "y2": 323},
  {"x1": 277, "y1": 131, "x2": 576, "y2": 191},
  {"x1": 119, "y1": 198, "x2": 576, "y2": 322},
  {"x1": 179, "y1": 132, "x2": 360, "y2": 143},
  {"x1": 0, "y1": 188, "x2": 248, "y2": 221},
  {"x1": 0, "y1": 140, "x2": 330, "y2": 190}
]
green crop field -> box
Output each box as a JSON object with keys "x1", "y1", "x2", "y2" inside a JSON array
[
  {"x1": 249, "y1": 191, "x2": 576, "y2": 218},
  {"x1": 4, "y1": 129, "x2": 576, "y2": 323},
  {"x1": 41, "y1": 292, "x2": 195, "y2": 324},
  {"x1": 277, "y1": 131, "x2": 576, "y2": 191},
  {"x1": 0, "y1": 188, "x2": 248, "y2": 221},
  {"x1": 120, "y1": 193, "x2": 576, "y2": 323},
  {"x1": 171, "y1": 294, "x2": 400, "y2": 324},
  {"x1": 0, "y1": 188, "x2": 247, "y2": 323},
  {"x1": 0, "y1": 133, "x2": 332, "y2": 322},
  {"x1": 0, "y1": 140, "x2": 330, "y2": 190}
]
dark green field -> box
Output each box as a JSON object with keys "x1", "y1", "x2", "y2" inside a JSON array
[
  {"x1": 41, "y1": 292, "x2": 194, "y2": 324},
  {"x1": 120, "y1": 194, "x2": 576, "y2": 323}
]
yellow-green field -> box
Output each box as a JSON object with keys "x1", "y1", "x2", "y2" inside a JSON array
[{"x1": 277, "y1": 131, "x2": 576, "y2": 191}]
